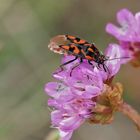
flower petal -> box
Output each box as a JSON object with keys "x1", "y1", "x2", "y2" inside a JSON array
[
  {"x1": 135, "y1": 12, "x2": 140, "y2": 37},
  {"x1": 105, "y1": 44, "x2": 122, "y2": 76},
  {"x1": 51, "y1": 110, "x2": 63, "y2": 126},
  {"x1": 60, "y1": 116, "x2": 84, "y2": 131},
  {"x1": 84, "y1": 85, "x2": 100, "y2": 98},
  {"x1": 106, "y1": 23, "x2": 122, "y2": 39},
  {"x1": 117, "y1": 9, "x2": 135, "y2": 26},
  {"x1": 59, "y1": 130, "x2": 73, "y2": 140},
  {"x1": 44, "y1": 82, "x2": 60, "y2": 96}
]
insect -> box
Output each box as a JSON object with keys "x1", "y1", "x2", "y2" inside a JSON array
[{"x1": 48, "y1": 35, "x2": 109, "y2": 75}]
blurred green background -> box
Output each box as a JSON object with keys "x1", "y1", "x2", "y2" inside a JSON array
[{"x1": 0, "y1": 0, "x2": 140, "y2": 140}]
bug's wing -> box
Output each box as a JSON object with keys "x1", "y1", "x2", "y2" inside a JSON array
[
  {"x1": 66, "y1": 35, "x2": 89, "y2": 45},
  {"x1": 48, "y1": 35, "x2": 69, "y2": 54},
  {"x1": 59, "y1": 43, "x2": 86, "y2": 58},
  {"x1": 48, "y1": 35, "x2": 89, "y2": 54},
  {"x1": 48, "y1": 35, "x2": 97, "y2": 55}
]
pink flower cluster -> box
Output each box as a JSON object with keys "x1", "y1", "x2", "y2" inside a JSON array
[
  {"x1": 106, "y1": 9, "x2": 140, "y2": 63},
  {"x1": 45, "y1": 44, "x2": 122, "y2": 140}
]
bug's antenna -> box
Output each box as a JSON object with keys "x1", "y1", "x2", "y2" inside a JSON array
[{"x1": 105, "y1": 56, "x2": 130, "y2": 61}]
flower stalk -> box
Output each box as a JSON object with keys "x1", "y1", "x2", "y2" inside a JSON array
[{"x1": 118, "y1": 102, "x2": 140, "y2": 132}]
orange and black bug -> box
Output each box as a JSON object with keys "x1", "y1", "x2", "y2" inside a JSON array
[{"x1": 48, "y1": 35, "x2": 109, "y2": 75}]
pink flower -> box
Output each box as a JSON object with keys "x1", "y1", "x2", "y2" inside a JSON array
[
  {"x1": 45, "y1": 43, "x2": 122, "y2": 140},
  {"x1": 45, "y1": 58, "x2": 103, "y2": 140},
  {"x1": 45, "y1": 83, "x2": 97, "y2": 140},
  {"x1": 106, "y1": 9, "x2": 140, "y2": 64}
]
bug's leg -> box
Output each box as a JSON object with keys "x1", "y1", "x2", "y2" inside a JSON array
[
  {"x1": 97, "y1": 63, "x2": 101, "y2": 69},
  {"x1": 88, "y1": 60, "x2": 96, "y2": 70},
  {"x1": 60, "y1": 56, "x2": 78, "y2": 67},
  {"x1": 88, "y1": 60, "x2": 93, "y2": 65},
  {"x1": 102, "y1": 64, "x2": 110, "y2": 82},
  {"x1": 70, "y1": 58, "x2": 83, "y2": 76},
  {"x1": 103, "y1": 64, "x2": 110, "y2": 74},
  {"x1": 102, "y1": 64, "x2": 107, "y2": 72},
  {"x1": 54, "y1": 56, "x2": 78, "y2": 74},
  {"x1": 87, "y1": 61, "x2": 95, "y2": 79}
]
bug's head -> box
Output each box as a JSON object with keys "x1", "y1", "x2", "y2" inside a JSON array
[{"x1": 97, "y1": 54, "x2": 108, "y2": 64}]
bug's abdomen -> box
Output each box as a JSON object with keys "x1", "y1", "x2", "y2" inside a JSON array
[
  {"x1": 60, "y1": 42, "x2": 101, "y2": 62},
  {"x1": 60, "y1": 44, "x2": 85, "y2": 58}
]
